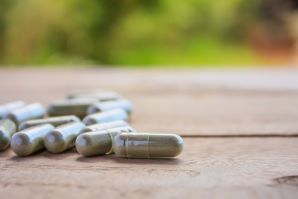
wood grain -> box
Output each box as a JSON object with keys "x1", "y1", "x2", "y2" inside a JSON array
[
  {"x1": 0, "y1": 68, "x2": 298, "y2": 136},
  {"x1": 0, "y1": 68, "x2": 298, "y2": 199},
  {"x1": 0, "y1": 138, "x2": 298, "y2": 199}
]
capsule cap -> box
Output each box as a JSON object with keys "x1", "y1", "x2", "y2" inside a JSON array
[
  {"x1": 44, "y1": 131, "x2": 66, "y2": 153},
  {"x1": 76, "y1": 132, "x2": 112, "y2": 156},
  {"x1": 0, "y1": 119, "x2": 16, "y2": 151},
  {"x1": 0, "y1": 130, "x2": 10, "y2": 151},
  {"x1": 11, "y1": 124, "x2": 54, "y2": 156},
  {"x1": 11, "y1": 133, "x2": 33, "y2": 156}
]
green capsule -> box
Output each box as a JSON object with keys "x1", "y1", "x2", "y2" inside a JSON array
[
  {"x1": 0, "y1": 101, "x2": 26, "y2": 119},
  {"x1": 76, "y1": 126, "x2": 135, "y2": 156},
  {"x1": 87, "y1": 99, "x2": 133, "y2": 114},
  {"x1": 8, "y1": 103, "x2": 45, "y2": 125},
  {"x1": 0, "y1": 119, "x2": 17, "y2": 151},
  {"x1": 113, "y1": 133, "x2": 183, "y2": 158},
  {"x1": 44, "y1": 122, "x2": 85, "y2": 153},
  {"x1": 83, "y1": 109, "x2": 128, "y2": 125},
  {"x1": 19, "y1": 115, "x2": 80, "y2": 131},
  {"x1": 67, "y1": 91, "x2": 122, "y2": 102},
  {"x1": 47, "y1": 99, "x2": 97, "y2": 118},
  {"x1": 80, "y1": 120, "x2": 128, "y2": 134},
  {"x1": 11, "y1": 124, "x2": 55, "y2": 156}
]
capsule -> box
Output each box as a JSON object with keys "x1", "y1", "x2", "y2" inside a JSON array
[
  {"x1": 67, "y1": 89, "x2": 107, "y2": 97},
  {"x1": 83, "y1": 109, "x2": 128, "y2": 125},
  {"x1": 0, "y1": 119, "x2": 17, "y2": 151},
  {"x1": 76, "y1": 126, "x2": 135, "y2": 156},
  {"x1": 11, "y1": 124, "x2": 54, "y2": 156},
  {"x1": 87, "y1": 99, "x2": 133, "y2": 114},
  {"x1": 44, "y1": 122, "x2": 85, "y2": 153},
  {"x1": 67, "y1": 91, "x2": 122, "y2": 102},
  {"x1": 113, "y1": 133, "x2": 183, "y2": 158},
  {"x1": 47, "y1": 98, "x2": 97, "y2": 118},
  {"x1": 8, "y1": 103, "x2": 45, "y2": 125},
  {"x1": 19, "y1": 115, "x2": 80, "y2": 131},
  {"x1": 0, "y1": 101, "x2": 26, "y2": 119},
  {"x1": 80, "y1": 120, "x2": 129, "y2": 134}
]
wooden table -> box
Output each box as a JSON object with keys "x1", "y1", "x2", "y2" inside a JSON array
[{"x1": 0, "y1": 68, "x2": 298, "y2": 198}]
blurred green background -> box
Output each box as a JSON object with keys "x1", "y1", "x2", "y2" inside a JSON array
[{"x1": 0, "y1": 0, "x2": 297, "y2": 66}]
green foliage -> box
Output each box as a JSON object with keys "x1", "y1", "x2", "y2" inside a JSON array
[{"x1": 0, "y1": 0, "x2": 262, "y2": 66}]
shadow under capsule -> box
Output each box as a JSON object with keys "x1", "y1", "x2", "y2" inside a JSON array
[
  {"x1": 76, "y1": 155, "x2": 112, "y2": 163},
  {"x1": 76, "y1": 154, "x2": 182, "y2": 165},
  {"x1": 109, "y1": 155, "x2": 183, "y2": 165},
  {"x1": 10, "y1": 147, "x2": 78, "y2": 161},
  {"x1": 0, "y1": 149, "x2": 12, "y2": 157},
  {"x1": 9, "y1": 150, "x2": 45, "y2": 161},
  {"x1": 40, "y1": 147, "x2": 78, "y2": 159}
]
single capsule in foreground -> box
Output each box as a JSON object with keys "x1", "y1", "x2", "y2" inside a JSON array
[
  {"x1": 47, "y1": 98, "x2": 97, "y2": 118},
  {"x1": 11, "y1": 124, "x2": 54, "y2": 156},
  {"x1": 83, "y1": 109, "x2": 128, "y2": 125},
  {"x1": 19, "y1": 115, "x2": 80, "y2": 131},
  {"x1": 76, "y1": 126, "x2": 135, "y2": 156},
  {"x1": 0, "y1": 119, "x2": 17, "y2": 151},
  {"x1": 44, "y1": 121, "x2": 85, "y2": 153},
  {"x1": 0, "y1": 101, "x2": 26, "y2": 119},
  {"x1": 87, "y1": 99, "x2": 133, "y2": 114},
  {"x1": 80, "y1": 120, "x2": 128, "y2": 134},
  {"x1": 113, "y1": 133, "x2": 183, "y2": 158},
  {"x1": 8, "y1": 103, "x2": 45, "y2": 125}
]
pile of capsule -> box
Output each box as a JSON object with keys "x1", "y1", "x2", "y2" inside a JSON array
[{"x1": 0, "y1": 90, "x2": 183, "y2": 158}]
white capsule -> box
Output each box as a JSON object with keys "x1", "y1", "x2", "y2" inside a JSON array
[
  {"x1": 8, "y1": 103, "x2": 45, "y2": 125},
  {"x1": 113, "y1": 133, "x2": 183, "y2": 158},
  {"x1": 80, "y1": 120, "x2": 129, "y2": 134},
  {"x1": 0, "y1": 101, "x2": 26, "y2": 119},
  {"x1": 44, "y1": 122, "x2": 85, "y2": 153},
  {"x1": 87, "y1": 99, "x2": 133, "y2": 114},
  {"x1": 11, "y1": 124, "x2": 55, "y2": 156},
  {"x1": 83, "y1": 109, "x2": 128, "y2": 125},
  {"x1": 76, "y1": 126, "x2": 135, "y2": 156}
]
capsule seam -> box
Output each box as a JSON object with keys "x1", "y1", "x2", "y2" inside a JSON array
[
  {"x1": 147, "y1": 134, "x2": 151, "y2": 158},
  {"x1": 124, "y1": 135, "x2": 128, "y2": 157},
  {"x1": 106, "y1": 132, "x2": 114, "y2": 154}
]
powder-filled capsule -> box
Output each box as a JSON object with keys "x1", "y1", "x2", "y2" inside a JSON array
[
  {"x1": 83, "y1": 109, "x2": 128, "y2": 125},
  {"x1": 113, "y1": 133, "x2": 183, "y2": 158},
  {"x1": 19, "y1": 115, "x2": 80, "y2": 131},
  {"x1": 67, "y1": 91, "x2": 121, "y2": 102},
  {"x1": 47, "y1": 99, "x2": 97, "y2": 118},
  {"x1": 87, "y1": 99, "x2": 133, "y2": 114},
  {"x1": 11, "y1": 124, "x2": 54, "y2": 156},
  {"x1": 8, "y1": 103, "x2": 45, "y2": 125},
  {"x1": 0, "y1": 101, "x2": 26, "y2": 119},
  {"x1": 80, "y1": 120, "x2": 128, "y2": 134},
  {"x1": 45, "y1": 122, "x2": 85, "y2": 153},
  {"x1": 0, "y1": 119, "x2": 17, "y2": 151},
  {"x1": 76, "y1": 126, "x2": 135, "y2": 156}
]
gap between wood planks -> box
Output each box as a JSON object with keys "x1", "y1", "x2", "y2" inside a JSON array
[{"x1": 181, "y1": 134, "x2": 298, "y2": 138}]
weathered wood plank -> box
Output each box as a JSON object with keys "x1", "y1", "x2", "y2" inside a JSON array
[
  {"x1": 131, "y1": 94, "x2": 298, "y2": 135},
  {"x1": 0, "y1": 138, "x2": 298, "y2": 199},
  {"x1": 0, "y1": 69, "x2": 298, "y2": 136},
  {"x1": 1, "y1": 68, "x2": 298, "y2": 94},
  {"x1": 0, "y1": 69, "x2": 298, "y2": 199}
]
